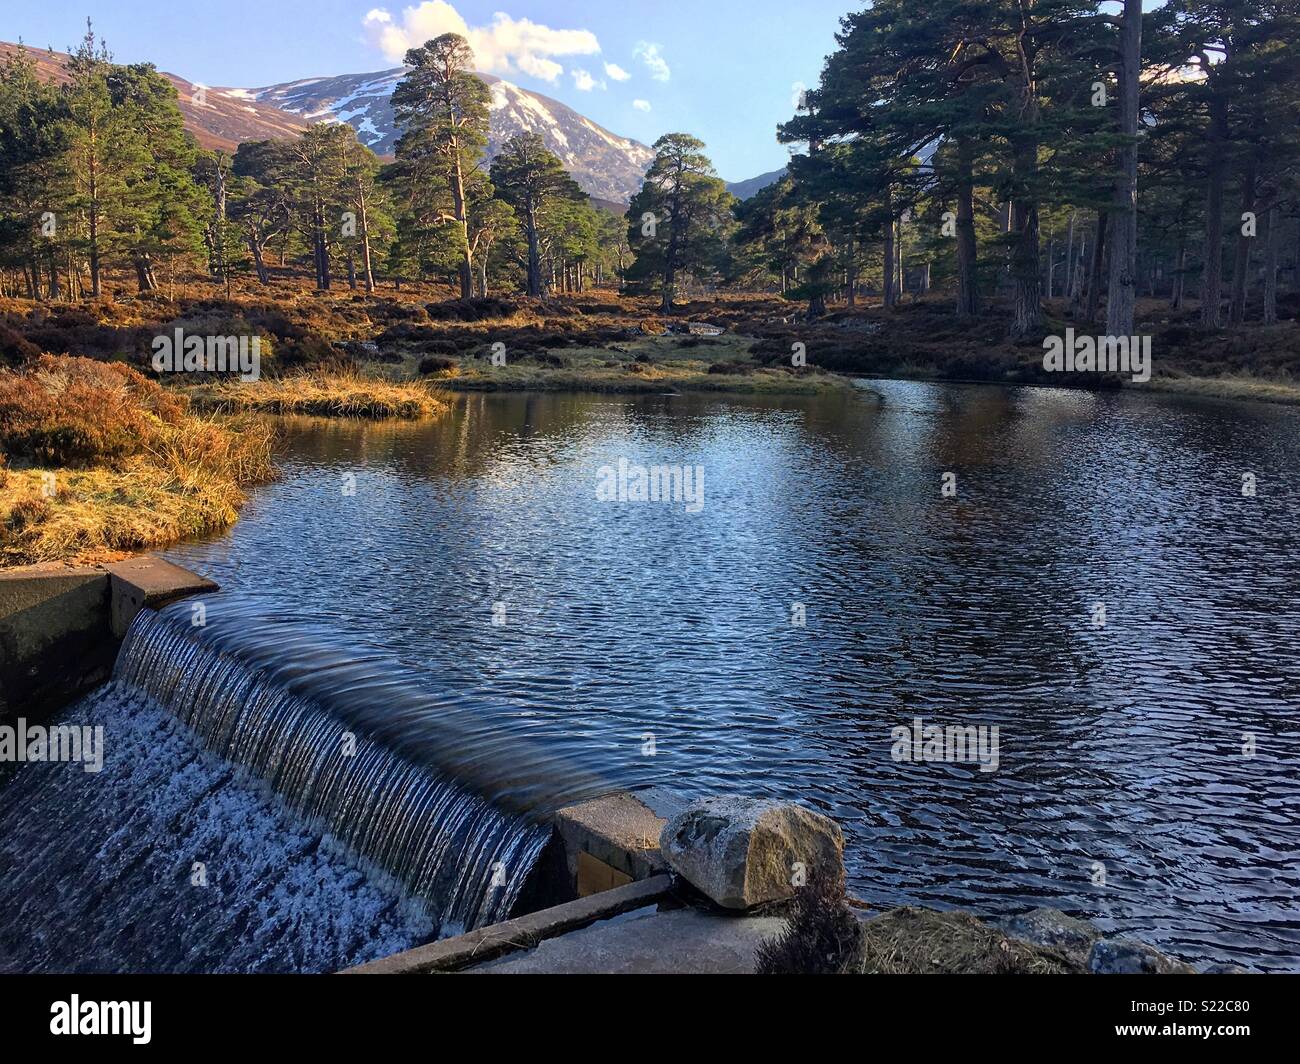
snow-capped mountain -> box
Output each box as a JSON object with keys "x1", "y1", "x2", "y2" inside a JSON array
[{"x1": 235, "y1": 68, "x2": 655, "y2": 204}]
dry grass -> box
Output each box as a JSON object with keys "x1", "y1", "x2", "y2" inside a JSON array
[
  {"x1": 1141, "y1": 371, "x2": 1300, "y2": 405},
  {"x1": 189, "y1": 372, "x2": 447, "y2": 419},
  {"x1": 854, "y1": 907, "x2": 1084, "y2": 974},
  {"x1": 0, "y1": 356, "x2": 274, "y2": 567}
]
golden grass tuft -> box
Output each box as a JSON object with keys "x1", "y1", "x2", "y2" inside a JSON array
[
  {"x1": 0, "y1": 356, "x2": 275, "y2": 567},
  {"x1": 190, "y1": 372, "x2": 448, "y2": 419}
]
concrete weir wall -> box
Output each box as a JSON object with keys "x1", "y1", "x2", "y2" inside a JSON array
[{"x1": 0, "y1": 557, "x2": 216, "y2": 724}]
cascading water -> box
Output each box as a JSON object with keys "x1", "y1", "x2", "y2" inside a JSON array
[{"x1": 0, "y1": 596, "x2": 614, "y2": 974}]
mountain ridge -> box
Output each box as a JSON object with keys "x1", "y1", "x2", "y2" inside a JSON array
[
  {"x1": 3, "y1": 39, "x2": 784, "y2": 209},
  {"x1": 237, "y1": 67, "x2": 655, "y2": 204}
]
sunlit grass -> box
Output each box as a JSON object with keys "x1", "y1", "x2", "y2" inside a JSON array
[{"x1": 190, "y1": 371, "x2": 448, "y2": 419}]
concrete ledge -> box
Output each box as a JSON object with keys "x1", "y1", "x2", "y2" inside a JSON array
[
  {"x1": 0, "y1": 556, "x2": 218, "y2": 722},
  {"x1": 554, "y1": 790, "x2": 681, "y2": 894},
  {"x1": 108, "y1": 557, "x2": 218, "y2": 638},
  {"x1": 341, "y1": 874, "x2": 674, "y2": 975},
  {"x1": 0, "y1": 566, "x2": 112, "y2": 723}
]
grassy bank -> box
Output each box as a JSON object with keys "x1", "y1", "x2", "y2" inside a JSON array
[
  {"x1": 189, "y1": 372, "x2": 447, "y2": 418},
  {"x1": 421, "y1": 334, "x2": 848, "y2": 395},
  {"x1": 1138, "y1": 372, "x2": 1300, "y2": 405},
  {"x1": 0, "y1": 356, "x2": 274, "y2": 567}
]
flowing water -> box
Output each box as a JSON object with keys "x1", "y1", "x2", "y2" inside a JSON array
[{"x1": 4, "y1": 380, "x2": 1299, "y2": 971}]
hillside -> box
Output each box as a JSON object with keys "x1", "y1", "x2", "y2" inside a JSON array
[
  {"x1": 0, "y1": 41, "x2": 307, "y2": 152},
  {"x1": 244, "y1": 68, "x2": 654, "y2": 203},
  {"x1": 1, "y1": 41, "x2": 653, "y2": 202}
]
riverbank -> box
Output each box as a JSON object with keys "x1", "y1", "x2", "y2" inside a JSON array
[{"x1": 0, "y1": 356, "x2": 274, "y2": 567}]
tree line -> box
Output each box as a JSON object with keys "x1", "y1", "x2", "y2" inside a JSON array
[
  {"x1": 0, "y1": 25, "x2": 628, "y2": 301},
  {"x1": 4, "y1": 6, "x2": 1299, "y2": 339},
  {"x1": 727, "y1": 0, "x2": 1300, "y2": 336}
]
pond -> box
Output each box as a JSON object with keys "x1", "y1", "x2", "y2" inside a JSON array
[{"x1": 158, "y1": 380, "x2": 1300, "y2": 971}]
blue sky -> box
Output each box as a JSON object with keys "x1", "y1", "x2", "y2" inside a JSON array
[{"x1": 4, "y1": 0, "x2": 858, "y2": 181}]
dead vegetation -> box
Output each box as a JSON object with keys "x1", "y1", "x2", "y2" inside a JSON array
[
  {"x1": 189, "y1": 372, "x2": 447, "y2": 419},
  {"x1": 756, "y1": 875, "x2": 1085, "y2": 975},
  {"x1": 854, "y1": 907, "x2": 1085, "y2": 975},
  {"x1": 0, "y1": 355, "x2": 274, "y2": 567}
]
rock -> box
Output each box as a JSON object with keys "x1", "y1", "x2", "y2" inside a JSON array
[
  {"x1": 1202, "y1": 962, "x2": 1251, "y2": 975},
  {"x1": 1001, "y1": 908, "x2": 1101, "y2": 964},
  {"x1": 1088, "y1": 938, "x2": 1197, "y2": 975},
  {"x1": 659, "y1": 796, "x2": 844, "y2": 910}
]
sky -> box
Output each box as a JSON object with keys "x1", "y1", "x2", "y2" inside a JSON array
[{"x1": 3, "y1": 0, "x2": 859, "y2": 182}]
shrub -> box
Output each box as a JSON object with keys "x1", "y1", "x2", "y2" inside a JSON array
[
  {"x1": 418, "y1": 355, "x2": 458, "y2": 375},
  {"x1": 0, "y1": 355, "x2": 186, "y2": 467},
  {"x1": 755, "y1": 875, "x2": 864, "y2": 975},
  {"x1": 0, "y1": 323, "x2": 42, "y2": 368},
  {"x1": 707, "y1": 360, "x2": 754, "y2": 376},
  {"x1": 425, "y1": 297, "x2": 518, "y2": 322}
]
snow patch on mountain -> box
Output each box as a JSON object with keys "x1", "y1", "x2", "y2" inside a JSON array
[{"x1": 241, "y1": 67, "x2": 654, "y2": 204}]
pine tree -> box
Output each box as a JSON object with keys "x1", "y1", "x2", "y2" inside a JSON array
[
  {"x1": 392, "y1": 34, "x2": 491, "y2": 300},
  {"x1": 627, "y1": 134, "x2": 735, "y2": 311},
  {"x1": 490, "y1": 133, "x2": 584, "y2": 297}
]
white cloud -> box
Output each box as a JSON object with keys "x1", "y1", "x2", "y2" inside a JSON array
[
  {"x1": 633, "y1": 41, "x2": 670, "y2": 82},
  {"x1": 604, "y1": 62, "x2": 630, "y2": 82},
  {"x1": 363, "y1": 3, "x2": 600, "y2": 84},
  {"x1": 632, "y1": 99, "x2": 652, "y2": 112},
  {"x1": 571, "y1": 68, "x2": 606, "y2": 92}
]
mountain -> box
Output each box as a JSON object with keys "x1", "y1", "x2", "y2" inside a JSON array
[
  {"x1": 0, "y1": 41, "x2": 308, "y2": 152},
  {"x1": 237, "y1": 68, "x2": 655, "y2": 204},
  {"x1": 1, "y1": 41, "x2": 654, "y2": 204},
  {"x1": 727, "y1": 168, "x2": 787, "y2": 201}
]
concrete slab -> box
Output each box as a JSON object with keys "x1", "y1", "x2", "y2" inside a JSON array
[
  {"x1": 469, "y1": 907, "x2": 787, "y2": 975},
  {"x1": 107, "y1": 557, "x2": 218, "y2": 638},
  {"x1": 342, "y1": 875, "x2": 674, "y2": 974}
]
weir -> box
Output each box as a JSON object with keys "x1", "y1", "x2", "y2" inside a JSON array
[
  {"x1": 1, "y1": 572, "x2": 644, "y2": 972},
  {"x1": 111, "y1": 600, "x2": 618, "y2": 935}
]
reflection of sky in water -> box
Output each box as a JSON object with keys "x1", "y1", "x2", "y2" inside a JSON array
[{"x1": 166, "y1": 382, "x2": 1300, "y2": 971}]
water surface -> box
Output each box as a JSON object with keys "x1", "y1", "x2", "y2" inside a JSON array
[{"x1": 164, "y1": 381, "x2": 1300, "y2": 970}]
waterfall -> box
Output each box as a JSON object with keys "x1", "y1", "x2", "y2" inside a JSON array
[{"x1": 109, "y1": 599, "x2": 600, "y2": 937}]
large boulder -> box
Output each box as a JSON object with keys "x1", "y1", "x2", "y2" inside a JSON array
[{"x1": 659, "y1": 796, "x2": 844, "y2": 910}]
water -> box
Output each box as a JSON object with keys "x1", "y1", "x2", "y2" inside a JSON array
[
  {"x1": 157, "y1": 381, "x2": 1300, "y2": 972},
  {"x1": 4, "y1": 379, "x2": 1298, "y2": 972},
  {"x1": 0, "y1": 683, "x2": 435, "y2": 973},
  {"x1": 1, "y1": 599, "x2": 555, "y2": 973}
]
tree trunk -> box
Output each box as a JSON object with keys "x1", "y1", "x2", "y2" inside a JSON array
[
  {"x1": 1086, "y1": 211, "x2": 1107, "y2": 323},
  {"x1": 1229, "y1": 159, "x2": 1257, "y2": 324},
  {"x1": 955, "y1": 139, "x2": 979, "y2": 318},
  {"x1": 883, "y1": 198, "x2": 897, "y2": 309},
  {"x1": 1065, "y1": 211, "x2": 1076, "y2": 301},
  {"x1": 525, "y1": 207, "x2": 542, "y2": 297},
  {"x1": 1200, "y1": 92, "x2": 1228, "y2": 329},
  {"x1": 1171, "y1": 236, "x2": 1186, "y2": 310},
  {"x1": 357, "y1": 183, "x2": 375, "y2": 294},
  {"x1": 1263, "y1": 204, "x2": 1279, "y2": 325},
  {"x1": 1068, "y1": 235, "x2": 1087, "y2": 319},
  {"x1": 1009, "y1": 134, "x2": 1043, "y2": 337},
  {"x1": 1106, "y1": 0, "x2": 1142, "y2": 339},
  {"x1": 248, "y1": 232, "x2": 269, "y2": 285}
]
